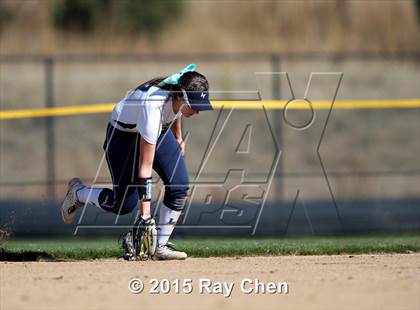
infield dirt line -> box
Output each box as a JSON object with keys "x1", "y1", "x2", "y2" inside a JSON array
[{"x1": 1, "y1": 254, "x2": 419, "y2": 310}]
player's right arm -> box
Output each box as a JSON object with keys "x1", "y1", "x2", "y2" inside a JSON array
[
  {"x1": 138, "y1": 138, "x2": 155, "y2": 218},
  {"x1": 136, "y1": 88, "x2": 165, "y2": 218}
]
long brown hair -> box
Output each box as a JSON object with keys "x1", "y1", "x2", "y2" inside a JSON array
[
  {"x1": 135, "y1": 72, "x2": 209, "y2": 98},
  {"x1": 135, "y1": 77, "x2": 177, "y2": 91}
]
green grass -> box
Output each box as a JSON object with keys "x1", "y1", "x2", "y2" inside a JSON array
[{"x1": 1, "y1": 235, "x2": 420, "y2": 261}]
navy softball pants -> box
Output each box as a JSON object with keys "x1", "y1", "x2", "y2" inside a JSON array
[{"x1": 99, "y1": 123, "x2": 189, "y2": 215}]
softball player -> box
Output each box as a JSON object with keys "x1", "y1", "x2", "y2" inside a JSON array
[{"x1": 60, "y1": 64, "x2": 213, "y2": 260}]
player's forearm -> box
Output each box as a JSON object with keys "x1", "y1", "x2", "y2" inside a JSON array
[
  {"x1": 139, "y1": 138, "x2": 155, "y2": 177},
  {"x1": 138, "y1": 138, "x2": 156, "y2": 217},
  {"x1": 171, "y1": 118, "x2": 182, "y2": 141}
]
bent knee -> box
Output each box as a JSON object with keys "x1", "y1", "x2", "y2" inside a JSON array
[
  {"x1": 100, "y1": 188, "x2": 137, "y2": 215},
  {"x1": 163, "y1": 185, "x2": 189, "y2": 211}
]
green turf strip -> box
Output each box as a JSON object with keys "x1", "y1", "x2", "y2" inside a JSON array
[{"x1": 1, "y1": 235, "x2": 419, "y2": 261}]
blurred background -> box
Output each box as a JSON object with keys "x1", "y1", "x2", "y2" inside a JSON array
[{"x1": 0, "y1": 0, "x2": 419, "y2": 237}]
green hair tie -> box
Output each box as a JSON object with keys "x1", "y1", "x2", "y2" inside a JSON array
[{"x1": 159, "y1": 63, "x2": 196, "y2": 86}]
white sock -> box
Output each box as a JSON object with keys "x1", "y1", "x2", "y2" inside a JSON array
[
  {"x1": 76, "y1": 187, "x2": 103, "y2": 209},
  {"x1": 157, "y1": 203, "x2": 181, "y2": 248}
]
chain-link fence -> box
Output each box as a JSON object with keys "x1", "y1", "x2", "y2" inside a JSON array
[{"x1": 1, "y1": 52, "x2": 419, "y2": 235}]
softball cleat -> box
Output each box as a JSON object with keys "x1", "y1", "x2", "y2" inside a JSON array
[
  {"x1": 152, "y1": 243, "x2": 187, "y2": 260},
  {"x1": 61, "y1": 177, "x2": 85, "y2": 224}
]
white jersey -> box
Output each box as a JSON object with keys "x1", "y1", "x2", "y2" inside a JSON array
[{"x1": 110, "y1": 85, "x2": 181, "y2": 144}]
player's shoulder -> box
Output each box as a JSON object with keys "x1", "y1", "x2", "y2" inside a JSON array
[
  {"x1": 142, "y1": 86, "x2": 169, "y2": 109},
  {"x1": 147, "y1": 85, "x2": 169, "y2": 99}
]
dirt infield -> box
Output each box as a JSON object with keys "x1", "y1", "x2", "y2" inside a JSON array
[{"x1": 1, "y1": 254, "x2": 419, "y2": 310}]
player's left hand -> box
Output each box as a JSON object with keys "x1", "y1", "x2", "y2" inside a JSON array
[{"x1": 177, "y1": 138, "x2": 185, "y2": 155}]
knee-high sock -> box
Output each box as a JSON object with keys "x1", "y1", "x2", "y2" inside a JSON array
[
  {"x1": 157, "y1": 203, "x2": 181, "y2": 248},
  {"x1": 76, "y1": 187, "x2": 103, "y2": 209}
]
